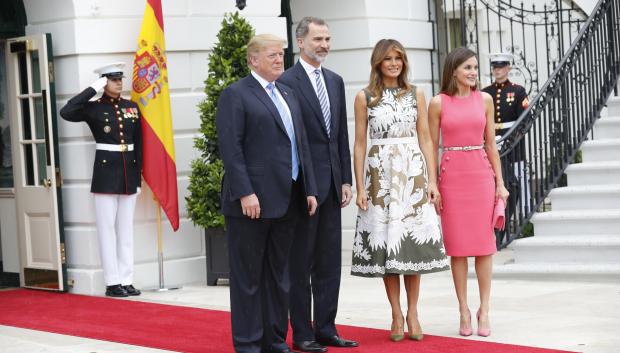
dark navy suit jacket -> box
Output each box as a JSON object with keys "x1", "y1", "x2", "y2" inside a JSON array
[
  {"x1": 216, "y1": 74, "x2": 317, "y2": 219},
  {"x1": 279, "y1": 62, "x2": 352, "y2": 205}
]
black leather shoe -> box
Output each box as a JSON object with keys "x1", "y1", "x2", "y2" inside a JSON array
[
  {"x1": 293, "y1": 341, "x2": 327, "y2": 353},
  {"x1": 317, "y1": 335, "x2": 358, "y2": 348},
  {"x1": 123, "y1": 284, "x2": 141, "y2": 296},
  {"x1": 105, "y1": 284, "x2": 128, "y2": 297}
]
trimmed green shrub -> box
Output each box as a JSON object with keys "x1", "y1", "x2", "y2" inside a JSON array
[{"x1": 186, "y1": 12, "x2": 255, "y2": 228}]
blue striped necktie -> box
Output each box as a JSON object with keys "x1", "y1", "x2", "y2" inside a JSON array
[
  {"x1": 313, "y1": 69, "x2": 331, "y2": 136},
  {"x1": 266, "y1": 82, "x2": 299, "y2": 180}
]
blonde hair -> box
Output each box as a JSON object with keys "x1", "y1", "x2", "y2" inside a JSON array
[
  {"x1": 366, "y1": 39, "x2": 412, "y2": 107},
  {"x1": 246, "y1": 34, "x2": 287, "y2": 67}
]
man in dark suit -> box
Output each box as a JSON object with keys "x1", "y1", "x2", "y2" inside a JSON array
[
  {"x1": 216, "y1": 34, "x2": 318, "y2": 353},
  {"x1": 279, "y1": 17, "x2": 357, "y2": 353}
]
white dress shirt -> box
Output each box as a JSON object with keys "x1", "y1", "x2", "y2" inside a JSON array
[
  {"x1": 299, "y1": 57, "x2": 331, "y2": 111},
  {"x1": 251, "y1": 70, "x2": 293, "y2": 118}
]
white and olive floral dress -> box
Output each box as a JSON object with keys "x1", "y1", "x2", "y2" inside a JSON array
[{"x1": 351, "y1": 87, "x2": 450, "y2": 277}]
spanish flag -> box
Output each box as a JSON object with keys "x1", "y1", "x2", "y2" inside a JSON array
[{"x1": 131, "y1": 0, "x2": 179, "y2": 231}]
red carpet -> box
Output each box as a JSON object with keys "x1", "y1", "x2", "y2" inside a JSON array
[{"x1": 0, "y1": 289, "x2": 576, "y2": 353}]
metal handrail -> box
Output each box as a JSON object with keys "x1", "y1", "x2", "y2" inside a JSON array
[{"x1": 496, "y1": 0, "x2": 620, "y2": 248}]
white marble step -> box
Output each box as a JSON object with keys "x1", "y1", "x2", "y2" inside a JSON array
[
  {"x1": 605, "y1": 96, "x2": 620, "y2": 116},
  {"x1": 494, "y1": 90, "x2": 620, "y2": 280},
  {"x1": 565, "y1": 161, "x2": 620, "y2": 185},
  {"x1": 581, "y1": 139, "x2": 620, "y2": 162},
  {"x1": 492, "y1": 262, "x2": 620, "y2": 281},
  {"x1": 593, "y1": 118, "x2": 620, "y2": 139},
  {"x1": 531, "y1": 209, "x2": 620, "y2": 236},
  {"x1": 549, "y1": 184, "x2": 620, "y2": 210},
  {"x1": 510, "y1": 234, "x2": 620, "y2": 264}
]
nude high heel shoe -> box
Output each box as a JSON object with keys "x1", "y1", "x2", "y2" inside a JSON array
[
  {"x1": 459, "y1": 309, "x2": 473, "y2": 336},
  {"x1": 477, "y1": 309, "x2": 491, "y2": 337},
  {"x1": 406, "y1": 315, "x2": 423, "y2": 341},
  {"x1": 390, "y1": 315, "x2": 405, "y2": 342}
]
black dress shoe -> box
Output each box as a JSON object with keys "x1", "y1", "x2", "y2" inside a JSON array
[
  {"x1": 293, "y1": 341, "x2": 327, "y2": 353},
  {"x1": 317, "y1": 335, "x2": 358, "y2": 348},
  {"x1": 105, "y1": 284, "x2": 128, "y2": 297},
  {"x1": 123, "y1": 284, "x2": 141, "y2": 296}
]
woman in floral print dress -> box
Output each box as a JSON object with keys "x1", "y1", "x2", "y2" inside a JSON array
[{"x1": 351, "y1": 39, "x2": 449, "y2": 342}]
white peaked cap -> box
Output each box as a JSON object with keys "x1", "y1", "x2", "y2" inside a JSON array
[
  {"x1": 93, "y1": 62, "x2": 126, "y2": 78},
  {"x1": 489, "y1": 53, "x2": 514, "y2": 64}
]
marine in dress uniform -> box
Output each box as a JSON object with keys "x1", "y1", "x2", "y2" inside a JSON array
[
  {"x1": 59, "y1": 62, "x2": 142, "y2": 297},
  {"x1": 482, "y1": 53, "x2": 531, "y2": 213},
  {"x1": 481, "y1": 53, "x2": 529, "y2": 142}
]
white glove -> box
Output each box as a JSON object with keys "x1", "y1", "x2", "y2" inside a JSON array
[
  {"x1": 136, "y1": 187, "x2": 142, "y2": 195},
  {"x1": 90, "y1": 77, "x2": 108, "y2": 92}
]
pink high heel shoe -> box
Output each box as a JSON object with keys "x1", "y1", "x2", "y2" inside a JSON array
[
  {"x1": 459, "y1": 310, "x2": 472, "y2": 336},
  {"x1": 476, "y1": 309, "x2": 491, "y2": 337}
]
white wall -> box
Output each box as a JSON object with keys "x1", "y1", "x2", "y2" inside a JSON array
[
  {"x1": 22, "y1": 0, "x2": 287, "y2": 294},
  {"x1": 573, "y1": 0, "x2": 597, "y2": 14},
  {"x1": 290, "y1": 0, "x2": 435, "y2": 264}
]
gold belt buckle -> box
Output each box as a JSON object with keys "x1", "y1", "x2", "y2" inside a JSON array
[{"x1": 119, "y1": 144, "x2": 128, "y2": 152}]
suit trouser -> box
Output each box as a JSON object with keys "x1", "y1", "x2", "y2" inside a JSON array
[
  {"x1": 227, "y1": 179, "x2": 302, "y2": 353},
  {"x1": 289, "y1": 183, "x2": 342, "y2": 342},
  {"x1": 93, "y1": 193, "x2": 137, "y2": 286}
]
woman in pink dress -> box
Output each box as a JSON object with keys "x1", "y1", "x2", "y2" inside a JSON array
[{"x1": 428, "y1": 47, "x2": 509, "y2": 337}]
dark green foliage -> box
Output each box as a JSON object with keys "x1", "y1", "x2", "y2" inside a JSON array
[
  {"x1": 521, "y1": 221, "x2": 534, "y2": 237},
  {"x1": 574, "y1": 149, "x2": 582, "y2": 163},
  {"x1": 186, "y1": 12, "x2": 254, "y2": 228},
  {"x1": 558, "y1": 149, "x2": 583, "y2": 187}
]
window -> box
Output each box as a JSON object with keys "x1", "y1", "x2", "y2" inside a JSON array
[{"x1": 448, "y1": 18, "x2": 464, "y2": 50}]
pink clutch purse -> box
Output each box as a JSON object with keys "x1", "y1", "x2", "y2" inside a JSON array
[{"x1": 493, "y1": 198, "x2": 506, "y2": 230}]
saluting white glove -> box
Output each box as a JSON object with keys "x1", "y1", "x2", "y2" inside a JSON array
[{"x1": 89, "y1": 77, "x2": 108, "y2": 92}]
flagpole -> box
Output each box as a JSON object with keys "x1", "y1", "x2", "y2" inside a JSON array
[
  {"x1": 147, "y1": 198, "x2": 181, "y2": 292},
  {"x1": 133, "y1": 0, "x2": 181, "y2": 291},
  {"x1": 156, "y1": 201, "x2": 164, "y2": 288}
]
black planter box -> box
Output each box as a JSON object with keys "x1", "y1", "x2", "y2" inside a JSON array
[{"x1": 205, "y1": 227, "x2": 229, "y2": 285}]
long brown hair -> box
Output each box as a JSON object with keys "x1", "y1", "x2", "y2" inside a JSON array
[
  {"x1": 440, "y1": 47, "x2": 479, "y2": 96},
  {"x1": 366, "y1": 39, "x2": 412, "y2": 107}
]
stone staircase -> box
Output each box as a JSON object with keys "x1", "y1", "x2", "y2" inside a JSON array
[{"x1": 495, "y1": 94, "x2": 620, "y2": 280}]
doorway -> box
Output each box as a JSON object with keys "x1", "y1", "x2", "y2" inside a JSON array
[{"x1": 0, "y1": 0, "x2": 26, "y2": 288}]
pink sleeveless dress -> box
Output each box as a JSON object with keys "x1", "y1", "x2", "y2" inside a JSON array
[{"x1": 438, "y1": 91, "x2": 497, "y2": 256}]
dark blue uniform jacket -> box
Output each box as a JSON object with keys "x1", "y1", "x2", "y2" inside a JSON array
[{"x1": 60, "y1": 88, "x2": 142, "y2": 194}]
